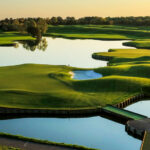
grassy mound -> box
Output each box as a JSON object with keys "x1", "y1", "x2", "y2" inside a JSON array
[{"x1": 0, "y1": 63, "x2": 148, "y2": 109}]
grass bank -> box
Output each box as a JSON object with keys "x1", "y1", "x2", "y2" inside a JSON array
[
  {"x1": 0, "y1": 133, "x2": 98, "y2": 150},
  {"x1": 45, "y1": 25, "x2": 150, "y2": 40},
  {"x1": 0, "y1": 145, "x2": 20, "y2": 150},
  {"x1": 0, "y1": 31, "x2": 34, "y2": 46}
]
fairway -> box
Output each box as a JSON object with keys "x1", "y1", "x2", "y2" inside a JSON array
[
  {"x1": 0, "y1": 31, "x2": 34, "y2": 46},
  {"x1": 0, "y1": 25, "x2": 150, "y2": 109}
]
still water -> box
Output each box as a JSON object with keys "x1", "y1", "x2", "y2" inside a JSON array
[
  {"x1": 0, "y1": 38, "x2": 131, "y2": 68},
  {"x1": 0, "y1": 116, "x2": 141, "y2": 150},
  {"x1": 72, "y1": 70, "x2": 103, "y2": 80},
  {"x1": 125, "y1": 100, "x2": 150, "y2": 117}
]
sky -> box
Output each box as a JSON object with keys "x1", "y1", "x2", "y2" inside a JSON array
[{"x1": 1, "y1": 0, "x2": 150, "y2": 19}]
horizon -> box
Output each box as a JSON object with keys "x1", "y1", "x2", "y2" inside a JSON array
[{"x1": 1, "y1": 0, "x2": 150, "y2": 19}]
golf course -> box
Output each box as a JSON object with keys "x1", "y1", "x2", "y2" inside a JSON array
[
  {"x1": 0, "y1": 24, "x2": 150, "y2": 150},
  {"x1": 0, "y1": 25, "x2": 149, "y2": 110}
]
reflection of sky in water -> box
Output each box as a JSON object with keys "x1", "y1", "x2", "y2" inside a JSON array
[
  {"x1": 73, "y1": 70, "x2": 102, "y2": 80},
  {"x1": 125, "y1": 100, "x2": 150, "y2": 117},
  {"x1": 0, "y1": 116, "x2": 141, "y2": 150},
  {"x1": 0, "y1": 38, "x2": 132, "y2": 68}
]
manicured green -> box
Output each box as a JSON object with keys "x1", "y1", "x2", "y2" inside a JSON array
[
  {"x1": 0, "y1": 31, "x2": 34, "y2": 46},
  {"x1": 45, "y1": 25, "x2": 150, "y2": 40},
  {"x1": 103, "y1": 105, "x2": 146, "y2": 120},
  {"x1": 0, "y1": 64, "x2": 145, "y2": 109},
  {"x1": 0, "y1": 133, "x2": 98, "y2": 150}
]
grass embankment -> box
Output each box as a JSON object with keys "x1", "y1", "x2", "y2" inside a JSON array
[
  {"x1": 0, "y1": 133, "x2": 98, "y2": 150},
  {"x1": 0, "y1": 145, "x2": 20, "y2": 150},
  {"x1": 45, "y1": 25, "x2": 150, "y2": 41},
  {"x1": 0, "y1": 31, "x2": 34, "y2": 46}
]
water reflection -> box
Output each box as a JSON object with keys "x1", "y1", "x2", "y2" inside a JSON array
[
  {"x1": 19, "y1": 38, "x2": 48, "y2": 51},
  {"x1": 0, "y1": 116, "x2": 141, "y2": 150},
  {"x1": 0, "y1": 38, "x2": 133, "y2": 68},
  {"x1": 125, "y1": 100, "x2": 150, "y2": 117}
]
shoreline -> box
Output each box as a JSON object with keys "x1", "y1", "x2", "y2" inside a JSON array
[{"x1": 0, "y1": 133, "x2": 97, "y2": 150}]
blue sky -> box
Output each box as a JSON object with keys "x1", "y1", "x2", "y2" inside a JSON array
[{"x1": 0, "y1": 0, "x2": 150, "y2": 19}]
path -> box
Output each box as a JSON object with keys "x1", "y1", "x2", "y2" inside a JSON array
[{"x1": 102, "y1": 105, "x2": 147, "y2": 121}]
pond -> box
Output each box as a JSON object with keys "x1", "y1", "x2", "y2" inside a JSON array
[
  {"x1": 0, "y1": 116, "x2": 141, "y2": 150},
  {"x1": 125, "y1": 100, "x2": 150, "y2": 117},
  {"x1": 0, "y1": 38, "x2": 131, "y2": 68},
  {"x1": 71, "y1": 70, "x2": 103, "y2": 80}
]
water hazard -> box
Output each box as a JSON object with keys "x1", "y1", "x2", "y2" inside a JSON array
[
  {"x1": 0, "y1": 116, "x2": 141, "y2": 150},
  {"x1": 0, "y1": 38, "x2": 131, "y2": 68},
  {"x1": 72, "y1": 70, "x2": 102, "y2": 80}
]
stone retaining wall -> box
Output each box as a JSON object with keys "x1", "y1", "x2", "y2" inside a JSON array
[{"x1": 0, "y1": 107, "x2": 101, "y2": 118}]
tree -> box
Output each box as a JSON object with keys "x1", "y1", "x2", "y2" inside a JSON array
[
  {"x1": 27, "y1": 26, "x2": 41, "y2": 40},
  {"x1": 26, "y1": 19, "x2": 48, "y2": 40}
]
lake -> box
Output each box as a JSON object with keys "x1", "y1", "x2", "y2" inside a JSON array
[
  {"x1": 0, "y1": 116, "x2": 141, "y2": 150},
  {"x1": 0, "y1": 38, "x2": 131, "y2": 68}
]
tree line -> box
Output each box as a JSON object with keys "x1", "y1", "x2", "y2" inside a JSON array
[
  {"x1": 1, "y1": 16, "x2": 150, "y2": 28},
  {"x1": 1, "y1": 16, "x2": 150, "y2": 39}
]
